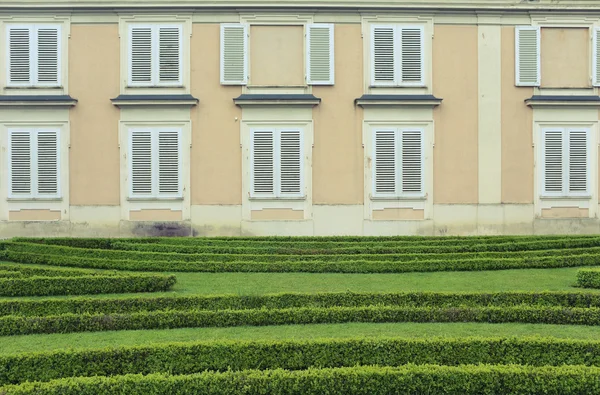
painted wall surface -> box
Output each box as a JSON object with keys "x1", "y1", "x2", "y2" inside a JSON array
[
  {"x1": 541, "y1": 207, "x2": 589, "y2": 218},
  {"x1": 372, "y1": 208, "x2": 425, "y2": 220},
  {"x1": 250, "y1": 25, "x2": 304, "y2": 86},
  {"x1": 501, "y1": 26, "x2": 534, "y2": 203},
  {"x1": 432, "y1": 25, "x2": 479, "y2": 204},
  {"x1": 190, "y1": 24, "x2": 242, "y2": 205},
  {"x1": 251, "y1": 209, "x2": 305, "y2": 220},
  {"x1": 8, "y1": 210, "x2": 61, "y2": 221},
  {"x1": 312, "y1": 23, "x2": 364, "y2": 205},
  {"x1": 541, "y1": 27, "x2": 590, "y2": 88},
  {"x1": 129, "y1": 209, "x2": 183, "y2": 221},
  {"x1": 69, "y1": 24, "x2": 121, "y2": 205}
]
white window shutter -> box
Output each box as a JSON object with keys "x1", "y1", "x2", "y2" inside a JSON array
[
  {"x1": 401, "y1": 130, "x2": 423, "y2": 194},
  {"x1": 251, "y1": 130, "x2": 275, "y2": 195},
  {"x1": 593, "y1": 28, "x2": 600, "y2": 86},
  {"x1": 279, "y1": 130, "x2": 302, "y2": 195},
  {"x1": 130, "y1": 26, "x2": 153, "y2": 85},
  {"x1": 158, "y1": 26, "x2": 182, "y2": 85},
  {"x1": 374, "y1": 130, "x2": 397, "y2": 195},
  {"x1": 400, "y1": 27, "x2": 423, "y2": 84},
  {"x1": 36, "y1": 27, "x2": 60, "y2": 85},
  {"x1": 9, "y1": 131, "x2": 32, "y2": 197},
  {"x1": 221, "y1": 24, "x2": 248, "y2": 85},
  {"x1": 36, "y1": 131, "x2": 59, "y2": 197},
  {"x1": 568, "y1": 129, "x2": 588, "y2": 194},
  {"x1": 372, "y1": 26, "x2": 396, "y2": 85},
  {"x1": 543, "y1": 130, "x2": 563, "y2": 194},
  {"x1": 307, "y1": 24, "x2": 334, "y2": 85},
  {"x1": 130, "y1": 131, "x2": 153, "y2": 197},
  {"x1": 8, "y1": 27, "x2": 31, "y2": 85},
  {"x1": 157, "y1": 130, "x2": 181, "y2": 196},
  {"x1": 515, "y1": 26, "x2": 540, "y2": 86}
]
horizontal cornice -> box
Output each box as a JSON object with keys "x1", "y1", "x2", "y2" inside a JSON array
[{"x1": 1, "y1": 0, "x2": 599, "y2": 10}]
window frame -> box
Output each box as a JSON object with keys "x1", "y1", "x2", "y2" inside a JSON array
[{"x1": 515, "y1": 25, "x2": 541, "y2": 87}]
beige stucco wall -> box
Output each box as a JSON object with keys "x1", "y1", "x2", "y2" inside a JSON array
[
  {"x1": 372, "y1": 208, "x2": 425, "y2": 220},
  {"x1": 312, "y1": 24, "x2": 363, "y2": 205},
  {"x1": 541, "y1": 207, "x2": 589, "y2": 218},
  {"x1": 190, "y1": 24, "x2": 242, "y2": 205},
  {"x1": 129, "y1": 209, "x2": 183, "y2": 221},
  {"x1": 432, "y1": 25, "x2": 479, "y2": 204},
  {"x1": 501, "y1": 26, "x2": 534, "y2": 203},
  {"x1": 541, "y1": 28, "x2": 590, "y2": 88},
  {"x1": 9, "y1": 210, "x2": 61, "y2": 221},
  {"x1": 250, "y1": 25, "x2": 304, "y2": 86},
  {"x1": 69, "y1": 24, "x2": 121, "y2": 205},
  {"x1": 251, "y1": 209, "x2": 304, "y2": 220}
]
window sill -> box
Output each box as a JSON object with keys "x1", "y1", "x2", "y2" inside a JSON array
[
  {"x1": 7, "y1": 197, "x2": 63, "y2": 202},
  {"x1": 370, "y1": 195, "x2": 427, "y2": 201},
  {"x1": 127, "y1": 197, "x2": 184, "y2": 202},
  {"x1": 249, "y1": 196, "x2": 307, "y2": 201},
  {"x1": 5, "y1": 86, "x2": 63, "y2": 90},
  {"x1": 126, "y1": 85, "x2": 185, "y2": 89},
  {"x1": 539, "y1": 195, "x2": 592, "y2": 200},
  {"x1": 369, "y1": 84, "x2": 427, "y2": 89}
]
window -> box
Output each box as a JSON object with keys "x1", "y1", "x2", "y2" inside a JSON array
[
  {"x1": 371, "y1": 25, "x2": 424, "y2": 87},
  {"x1": 251, "y1": 128, "x2": 303, "y2": 198},
  {"x1": 8, "y1": 129, "x2": 60, "y2": 199},
  {"x1": 593, "y1": 28, "x2": 600, "y2": 86},
  {"x1": 128, "y1": 24, "x2": 182, "y2": 87},
  {"x1": 306, "y1": 24, "x2": 334, "y2": 85},
  {"x1": 128, "y1": 128, "x2": 182, "y2": 199},
  {"x1": 541, "y1": 128, "x2": 590, "y2": 197},
  {"x1": 373, "y1": 128, "x2": 424, "y2": 198},
  {"x1": 7, "y1": 25, "x2": 61, "y2": 87},
  {"x1": 515, "y1": 26, "x2": 540, "y2": 86}
]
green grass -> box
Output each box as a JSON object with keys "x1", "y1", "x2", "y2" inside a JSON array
[{"x1": 4, "y1": 322, "x2": 600, "y2": 355}]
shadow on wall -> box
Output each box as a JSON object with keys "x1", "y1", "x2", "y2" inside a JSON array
[{"x1": 132, "y1": 222, "x2": 196, "y2": 237}]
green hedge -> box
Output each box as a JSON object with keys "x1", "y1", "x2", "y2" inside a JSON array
[
  {"x1": 577, "y1": 269, "x2": 600, "y2": 288},
  {"x1": 3, "y1": 365, "x2": 600, "y2": 395},
  {"x1": 0, "y1": 264, "x2": 111, "y2": 278},
  {"x1": 0, "y1": 271, "x2": 22, "y2": 279},
  {"x1": 3, "y1": 291, "x2": 600, "y2": 318},
  {"x1": 3, "y1": 305, "x2": 600, "y2": 336},
  {"x1": 0, "y1": 274, "x2": 176, "y2": 297},
  {"x1": 4, "y1": 337, "x2": 600, "y2": 386}
]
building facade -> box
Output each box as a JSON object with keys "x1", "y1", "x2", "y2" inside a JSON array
[{"x1": 0, "y1": 0, "x2": 599, "y2": 236}]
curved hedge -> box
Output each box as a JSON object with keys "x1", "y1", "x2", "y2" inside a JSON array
[
  {"x1": 2, "y1": 364, "x2": 600, "y2": 395},
  {"x1": 3, "y1": 337, "x2": 600, "y2": 386}
]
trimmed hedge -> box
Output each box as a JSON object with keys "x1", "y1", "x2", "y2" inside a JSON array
[
  {"x1": 3, "y1": 291, "x2": 600, "y2": 318},
  {"x1": 577, "y1": 269, "x2": 600, "y2": 288},
  {"x1": 3, "y1": 305, "x2": 600, "y2": 336},
  {"x1": 0, "y1": 264, "x2": 110, "y2": 278},
  {"x1": 4, "y1": 337, "x2": 600, "y2": 386},
  {"x1": 2, "y1": 364, "x2": 600, "y2": 395}
]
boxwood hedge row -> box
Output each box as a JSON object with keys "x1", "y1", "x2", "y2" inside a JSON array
[
  {"x1": 3, "y1": 305, "x2": 600, "y2": 336},
  {"x1": 2, "y1": 364, "x2": 600, "y2": 395},
  {"x1": 577, "y1": 269, "x2": 600, "y2": 288},
  {"x1": 3, "y1": 337, "x2": 600, "y2": 386}
]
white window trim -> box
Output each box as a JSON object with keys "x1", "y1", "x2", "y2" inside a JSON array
[
  {"x1": 127, "y1": 23, "x2": 183, "y2": 88},
  {"x1": 593, "y1": 27, "x2": 600, "y2": 87},
  {"x1": 7, "y1": 128, "x2": 61, "y2": 200},
  {"x1": 220, "y1": 23, "x2": 249, "y2": 86},
  {"x1": 515, "y1": 25, "x2": 541, "y2": 87},
  {"x1": 306, "y1": 23, "x2": 335, "y2": 86},
  {"x1": 6, "y1": 24, "x2": 62, "y2": 88},
  {"x1": 540, "y1": 127, "x2": 591, "y2": 199},
  {"x1": 128, "y1": 127, "x2": 183, "y2": 199},
  {"x1": 371, "y1": 127, "x2": 425, "y2": 199},
  {"x1": 250, "y1": 127, "x2": 304, "y2": 199},
  {"x1": 370, "y1": 24, "x2": 425, "y2": 88}
]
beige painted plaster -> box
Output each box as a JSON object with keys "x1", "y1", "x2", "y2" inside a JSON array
[
  {"x1": 129, "y1": 209, "x2": 183, "y2": 221},
  {"x1": 190, "y1": 24, "x2": 242, "y2": 205},
  {"x1": 251, "y1": 208, "x2": 304, "y2": 220},
  {"x1": 250, "y1": 25, "x2": 304, "y2": 86},
  {"x1": 9, "y1": 209, "x2": 61, "y2": 221},
  {"x1": 501, "y1": 26, "x2": 534, "y2": 203},
  {"x1": 313, "y1": 24, "x2": 363, "y2": 205},
  {"x1": 541, "y1": 207, "x2": 589, "y2": 218},
  {"x1": 69, "y1": 24, "x2": 121, "y2": 205},
  {"x1": 432, "y1": 25, "x2": 479, "y2": 204},
  {"x1": 541, "y1": 27, "x2": 590, "y2": 89},
  {"x1": 372, "y1": 208, "x2": 425, "y2": 220}
]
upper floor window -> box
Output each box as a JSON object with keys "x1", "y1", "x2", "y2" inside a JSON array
[
  {"x1": 7, "y1": 25, "x2": 61, "y2": 87},
  {"x1": 128, "y1": 24, "x2": 182, "y2": 87},
  {"x1": 371, "y1": 25, "x2": 424, "y2": 87}
]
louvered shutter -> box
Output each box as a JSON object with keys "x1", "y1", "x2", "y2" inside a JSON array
[
  {"x1": 307, "y1": 24, "x2": 334, "y2": 85},
  {"x1": 36, "y1": 131, "x2": 59, "y2": 197},
  {"x1": 251, "y1": 130, "x2": 275, "y2": 195},
  {"x1": 568, "y1": 129, "x2": 588, "y2": 194},
  {"x1": 400, "y1": 27, "x2": 423, "y2": 84},
  {"x1": 401, "y1": 130, "x2": 423, "y2": 194},
  {"x1": 543, "y1": 130, "x2": 563, "y2": 194},
  {"x1": 221, "y1": 24, "x2": 248, "y2": 85},
  {"x1": 9, "y1": 131, "x2": 32, "y2": 197},
  {"x1": 36, "y1": 27, "x2": 60, "y2": 85},
  {"x1": 374, "y1": 130, "x2": 397, "y2": 196},
  {"x1": 158, "y1": 130, "x2": 181, "y2": 196},
  {"x1": 515, "y1": 26, "x2": 540, "y2": 86},
  {"x1": 279, "y1": 130, "x2": 302, "y2": 195},
  {"x1": 130, "y1": 26, "x2": 153, "y2": 85},
  {"x1": 372, "y1": 26, "x2": 396, "y2": 85},
  {"x1": 130, "y1": 131, "x2": 153, "y2": 197},
  {"x1": 593, "y1": 28, "x2": 600, "y2": 86},
  {"x1": 8, "y1": 27, "x2": 31, "y2": 85},
  {"x1": 158, "y1": 26, "x2": 182, "y2": 85}
]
